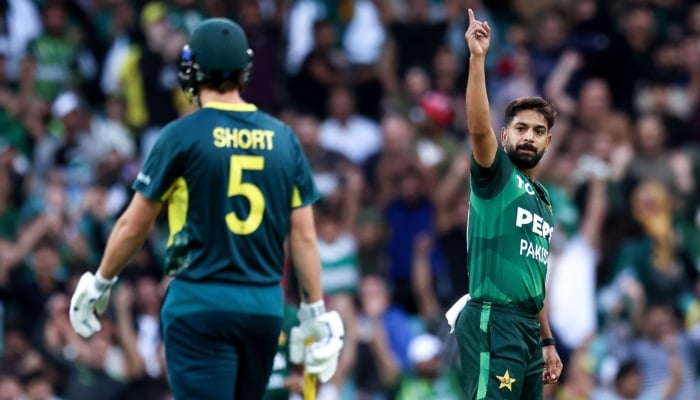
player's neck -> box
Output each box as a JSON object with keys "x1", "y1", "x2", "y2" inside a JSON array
[
  {"x1": 199, "y1": 89, "x2": 246, "y2": 107},
  {"x1": 519, "y1": 167, "x2": 536, "y2": 180}
]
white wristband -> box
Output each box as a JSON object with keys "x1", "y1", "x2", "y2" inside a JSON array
[
  {"x1": 94, "y1": 271, "x2": 117, "y2": 292},
  {"x1": 298, "y1": 300, "x2": 326, "y2": 322}
]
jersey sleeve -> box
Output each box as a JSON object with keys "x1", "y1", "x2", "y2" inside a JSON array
[
  {"x1": 470, "y1": 147, "x2": 513, "y2": 199},
  {"x1": 289, "y1": 130, "x2": 320, "y2": 209},
  {"x1": 132, "y1": 124, "x2": 184, "y2": 201}
]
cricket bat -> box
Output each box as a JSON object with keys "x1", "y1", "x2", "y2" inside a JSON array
[{"x1": 303, "y1": 338, "x2": 317, "y2": 400}]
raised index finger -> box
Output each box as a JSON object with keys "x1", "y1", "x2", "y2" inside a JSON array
[{"x1": 468, "y1": 8, "x2": 475, "y2": 23}]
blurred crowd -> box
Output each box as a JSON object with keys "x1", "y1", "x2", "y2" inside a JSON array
[{"x1": 0, "y1": 0, "x2": 699, "y2": 399}]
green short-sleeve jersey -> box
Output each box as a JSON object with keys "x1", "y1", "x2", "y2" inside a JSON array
[
  {"x1": 133, "y1": 102, "x2": 320, "y2": 284},
  {"x1": 26, "y1": 36, "x2": 78, "y2": 100},
  {"x1": 467, "y1": 148, "x2": 554, "y2": 313}
]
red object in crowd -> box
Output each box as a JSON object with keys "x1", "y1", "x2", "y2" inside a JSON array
[{"x1": 420, "y1": 91, "x2": 454, "y2": 128}]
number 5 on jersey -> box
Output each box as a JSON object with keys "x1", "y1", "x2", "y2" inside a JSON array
[{"x1": 226, "y1": 155, "x2": 265, "y2": 235}]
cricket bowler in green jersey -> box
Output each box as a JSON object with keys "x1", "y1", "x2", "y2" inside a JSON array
[
  {"x1": 453, "y1": 9, "x2": 563, "y2": 400},
  {"x1": 69, "y1": 18, "x2": 344, "y2": 400}
]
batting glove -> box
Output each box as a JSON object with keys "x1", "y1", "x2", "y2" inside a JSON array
[
  {"x1": 289, "y1": 300, "x2": 344, "y2": 383},
  {"x1": 69, "y1": 272, "x2": 117, "y2": 338}
]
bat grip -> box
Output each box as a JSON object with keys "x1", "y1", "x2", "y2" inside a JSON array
[{"x1": 303, "y1": 338, "x2": 317, "y2": 400}]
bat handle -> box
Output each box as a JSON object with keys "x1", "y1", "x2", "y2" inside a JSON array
[{"x1": 303, "y1": 338, "x2": 317, "y2": 400}]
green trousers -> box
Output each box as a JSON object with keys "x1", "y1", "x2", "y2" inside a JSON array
[{"x1": 456, "y1": 301, "x2": 544, "y2": 399}]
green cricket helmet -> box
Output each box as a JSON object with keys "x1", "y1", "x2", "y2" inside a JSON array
[{"x1": 178, "y1": 18, "x2": 253, "y2": 102}]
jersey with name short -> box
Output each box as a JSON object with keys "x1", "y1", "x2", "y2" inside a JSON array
[
  {"x1": 467, "y1": 148, "x2": 554, "y2": 313},
  {"x1": 133, "y1": 102, "x2": 320, "y2": 284}
]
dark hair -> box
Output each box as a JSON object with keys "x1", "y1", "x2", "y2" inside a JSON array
[
  {"x1": 313, "y1": 19, "x2": 333, "y2": 32},
  {"x1": 504, "y1": 97, "x2": 557, "y2": 130},
  {"x1": 315, "y1": 199, "x2": 342, "y2": 222},
  {"x1": 621, "y1": 3, "x2": 653, "y2": 19},
  {"x1": 198, "y1": 73, "x2": 244, "y2": 93},
  {"x1": 20, "y1": 370, "x2": 49, "y2": 387},
  {"x1": 615, "y1": 360, "x2": 640, "y2": 384}
]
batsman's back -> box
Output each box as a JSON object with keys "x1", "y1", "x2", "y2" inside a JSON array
[{"x1": 133, "y1": 102, "x2": 319, "y2": 285}]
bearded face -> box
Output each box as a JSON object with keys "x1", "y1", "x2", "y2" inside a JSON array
[
  {"x1": 505, "y1": 140, "x2": 546, "y2": 169},
  {"x1": 501, "y1": 110, "x2": 551, "y2": 171}
]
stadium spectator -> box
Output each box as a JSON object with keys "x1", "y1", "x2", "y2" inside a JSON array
[
  {"x1": 318, "y1": 85, "x2": 382, "y2": 165},
  {"x1": 0, "y1": 1, "x2": 699, "y2": 398}
]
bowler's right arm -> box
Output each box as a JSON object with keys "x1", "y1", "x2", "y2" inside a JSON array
[{"x1": 465, "y1": 8, "x2": 498, "y2": 168}]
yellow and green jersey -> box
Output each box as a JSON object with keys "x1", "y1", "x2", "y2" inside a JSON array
[
  {"x1": 467, "y1": 148, "x2": 554, "y2": 313},
  {"x1": 133, "y1": 102, "x2": 319, "y2": 285}
]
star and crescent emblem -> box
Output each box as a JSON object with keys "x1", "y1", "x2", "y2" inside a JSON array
[{"x1": 496, "y1": 369, "x2": 516, "y2": 391}]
